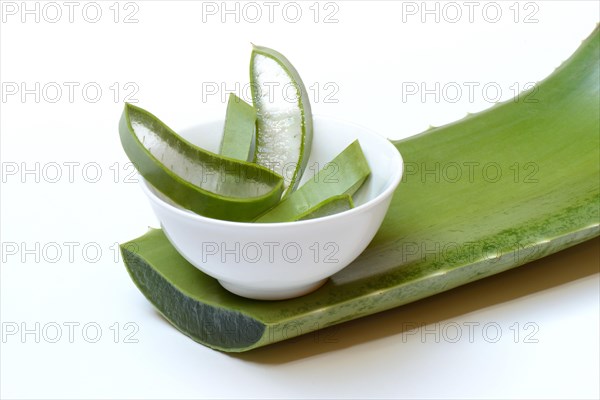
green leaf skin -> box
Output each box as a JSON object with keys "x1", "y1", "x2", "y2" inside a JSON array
[
  {"x1": 220, "y1": 94, "x2": 256, "y2": 161},
  {"x1": 255, "y1": 140, "x2": 370, "y2": 223},
  {"x1": 297, "y1": 194, "x2": 354, "y2": 221},
  {"x1": 121, "y1": 27, "x2": 599, "y2": 352},
  {"x1": 250, "y1": 44, "x2": 313, "y2": 198},
  {"x1": 119, "y1": 103, "x2": 284, "y2": 222}
]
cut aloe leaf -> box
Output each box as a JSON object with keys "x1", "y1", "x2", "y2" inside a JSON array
[
  {"x1": 122, "y1": 28, "x2": 599, "y2": 352},
  {"x1": 119, "y1": 103, "x2": 284, "y2": 222},
  {"x1": 219, "y1": 94, "x2": 256, "y2": 161},
  {"x1": 250, "y1": 44, "x2": 313, "y2": 197},
  {"x1": 297, "y1": 194, "x2": 354, "y2": 221},
  {"x1": 255, "y1": 140, "x2": 370, "y2": 223}
]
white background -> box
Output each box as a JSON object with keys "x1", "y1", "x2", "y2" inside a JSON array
[{"x1": 1, "y1": 1, "x2": 599, "y2": 399}]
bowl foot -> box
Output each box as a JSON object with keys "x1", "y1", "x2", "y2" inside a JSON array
[{"x1": 218, "y1": 279, "x2": 327, "y2": 300}]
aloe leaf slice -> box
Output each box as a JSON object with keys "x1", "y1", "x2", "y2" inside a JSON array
[
  {"x1": 119, "y1": 103, "x2": 284, "y2": 222},
  {"x1": 255, "y1": 140, "x2": 370, "y2": 223},
  {"x1": 297, "y1": 194, "x2": 354, "y2": 221},
  {"x1": 219, "y1": 94, "x2": 256, "y2": 161},
  {"x1": 121, "y1": 28, "x2": 600, "y2": 352},
  {"x1": 250, "y1": 44, "x2": 313, "y2": 197}
]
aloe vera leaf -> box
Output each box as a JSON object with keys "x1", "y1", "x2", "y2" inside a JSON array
[
  {"x1": 250, "y1": 45, "x2": 313, "y2": 197},
  {"x1": 121, "y1": 27, "x2": 599, "y2": 352},
  {"x1": 119, "y1": 103, "x2": 284, "y2": 222},
  {"x1": 220, "y1": 94, "x2": 256, "y2": 161},
  {"x1": 297, "y1": 194, "x2": 354, "y2": 221},
  {"x1": 255, "y1": 140, "x2": 370, "y2": 223}
]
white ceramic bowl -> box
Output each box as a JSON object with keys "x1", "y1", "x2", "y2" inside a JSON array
[{"x1": 140, "y1": 115, "x2": 403, "y2": 300}]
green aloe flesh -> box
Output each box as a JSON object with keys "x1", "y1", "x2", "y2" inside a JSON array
[
  {"x1": 121, "y1": 28, "x2": 599, "y2": 352},
  {"x1": 297, "y1": 194, "x2": 354, "y2": 221},
  {"x1": 255, "y1": 140, "x2": 370, "y2": 223},
  {"x1": 119, "y1": 103, "x2": 284, "y2": 222},
  {"x1": 250, "y1": 44, "x2": 313, "y2": 198},
  {"x1": 220, "y1": 94, "x2": 256, "y2": 161}
]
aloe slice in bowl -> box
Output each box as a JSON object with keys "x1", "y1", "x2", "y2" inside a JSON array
[
  {"x1": 250, "y1": 44, "x2": 313, "y2": 197},
  {"x1": 297, "y1": 194, "x2": 354, "y2": 221},
  {"x1": 219, "y1": 94, "x2": 256, "y2": 161},
  {"x1": 119, "y1": 103, "x2": 284, "y2": 222},
  {"x1": 255, "y1": 140, "x2": 370, "y2": 223}
]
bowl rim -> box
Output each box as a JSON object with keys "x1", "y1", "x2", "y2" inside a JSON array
[{"x1": 140, "y1": 114, "x2": 403, "y2": 227}]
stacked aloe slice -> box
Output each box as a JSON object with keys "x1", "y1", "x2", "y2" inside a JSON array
[{"x1": 119, "y1": 46, "x2": 370, "y2": 222}]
